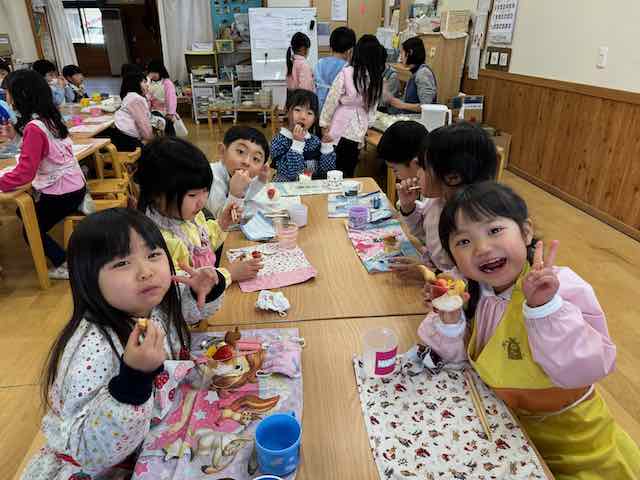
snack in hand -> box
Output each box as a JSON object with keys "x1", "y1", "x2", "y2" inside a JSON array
[
  {"x1": 137, "y1": 317, "x2": 149, "y2": 332},
  {"x1": 431, "y1": 275, "x2": 466, "y2": 312},
  {"x1": 251, "y1": 250, "x2": 262, "y2": 259}
]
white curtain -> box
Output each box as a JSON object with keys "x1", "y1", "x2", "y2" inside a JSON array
[
  {"x1": 156, "y1": 0, "x2": 213, "y2": 83},
  {"x1": 45, "y1": 0, "x2": 78, "y2": 69}
]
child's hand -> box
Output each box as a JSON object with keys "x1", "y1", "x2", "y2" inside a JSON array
[
  {"x1": 389, "y1": 256, "x2": 424, "y2": 281},
  {"x1": 123, "y1": 321, "x2": 166, "y2": 373},
  {"x1": 218, "y1": 202, "x2": 243, "y2": 230},
  {"x1": 292, "y1": 124, "x2": 306, "y2": 142},
  {"x1": 523, "y1": 240, "x2": 560, "y2": 308},
  {"x1": 173, "y1": 263, "x2": 219, "y2": 309},
  {"x1": 229, "y1": 169, "x2": 251, "y2": 198},
  {"x1": 397, "y1": 177, "x2": 420, "y2": 214},
  {"x1": 228, "y1": 257, "x2": 263, "y2": 282},
  {"x1": 258, "y1": 163, "x2": 272, "y2": 184}
]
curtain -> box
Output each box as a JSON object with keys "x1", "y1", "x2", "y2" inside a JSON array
[
  {"x1": 45, "y1": 0, "x2": 78, "y2": 69},
  {"x1": 156, "y1": 0, "x2": 213, "y2": 83}
]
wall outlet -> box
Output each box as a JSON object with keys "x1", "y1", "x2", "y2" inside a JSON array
[{"x1": 597, "y1": 46, "x2": 608, "y2": 69}]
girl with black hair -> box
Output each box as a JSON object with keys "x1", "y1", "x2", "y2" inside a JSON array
[
  {"x1": 20, "y1": 208, "x2": 224, "y2": 479},
  {"x1": 271, "y1": 88, "x2": 336, "y2": 181},
  {"x1": 146, "y1": 59, "x2": 177, "y2": 136},
  {"x1": 0, "y1": 69, "x2": 86, "y2": 280},
  {"x1": 390, "y1": 122, "x2": 497, "y2": 279},
  {"x1": 386, "y1": 36, "x2": 437, "y2": 113},
  {"x1": 418, "y1": 181, "x2": 640, "y2": 479},
  {"x1": 286, "y1": 32, "x2": 314, "y2": 92},
  {"x1": 319, "y1": 34, "x2": 386, "y2": 177},
  {"x1": 109, "y1": 72, "x2": 156, "y2": 151}
]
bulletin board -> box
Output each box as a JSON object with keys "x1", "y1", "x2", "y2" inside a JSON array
[{"x1": 211, "y1": 0, "x2": 261, "y2": 37}]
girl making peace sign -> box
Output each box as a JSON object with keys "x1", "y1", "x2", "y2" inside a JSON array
[{"x1": 418, "y1": 181, "x2": 640, "y2": 479}]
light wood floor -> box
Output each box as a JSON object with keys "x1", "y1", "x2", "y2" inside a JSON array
[{"x1": 2, "y1": 120, "x2": 640, "y2": 478}]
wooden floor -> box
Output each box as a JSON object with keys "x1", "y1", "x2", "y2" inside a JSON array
[{"x1": 2, "y1": 119, "x2": 640, "y2": 478}]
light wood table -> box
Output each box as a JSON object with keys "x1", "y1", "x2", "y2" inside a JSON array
[
  {"x1": 60, "y1": 104, "x2": 115, "y2": 139},
  {"x1": 212, "y1": 178, "x2": 427, "y2": 325}
]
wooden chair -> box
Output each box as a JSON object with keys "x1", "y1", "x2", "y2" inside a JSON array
[{"x1": 496, "y1": 146, "x2": 506, "y2": 181}]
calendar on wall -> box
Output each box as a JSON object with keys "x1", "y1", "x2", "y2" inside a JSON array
[{"x1": 488, "y1": 0, "x2": 519, "y2": 44}]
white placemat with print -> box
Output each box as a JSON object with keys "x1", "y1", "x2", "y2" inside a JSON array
[
  {"x1": 353, "y1": 353, "x2": 547, "y2": 479},
  {"x1": 227, "y1": 243, "x2": 317, "y2": 293},
  {"x1": 274, "y1": 180, "x2": 343, "y2": 197}
]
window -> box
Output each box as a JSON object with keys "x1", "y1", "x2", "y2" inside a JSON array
[{"x1": 65, "y1": 8, "x2": 104, "y2": 44}]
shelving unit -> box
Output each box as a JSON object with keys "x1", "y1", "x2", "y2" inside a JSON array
[{"x1": 185, "y1": 50, "x2": 235, "y2": 123}]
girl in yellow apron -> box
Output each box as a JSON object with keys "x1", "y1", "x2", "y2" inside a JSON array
[{"x1": 418, "y1": 181, "x2": 640, "y2": 479}]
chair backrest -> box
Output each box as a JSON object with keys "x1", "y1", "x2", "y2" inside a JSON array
[{"x1": 121, "y1": 148, "x2": 141, "y2": 208}]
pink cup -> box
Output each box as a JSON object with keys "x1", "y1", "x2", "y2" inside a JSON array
[
  {"x1": 276, "y1": 221, "x2": 299, "y2": 249},
  {"x1": 90, "y1": 107, "x2": 101, "y2": 117},
  {"x1": 72, "y1": 115, "x2": 84, "y2": 126}
]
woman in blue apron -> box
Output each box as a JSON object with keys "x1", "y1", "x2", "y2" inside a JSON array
[{"x1": 386, "y1": 37, "x2": 437, "y2": 114}]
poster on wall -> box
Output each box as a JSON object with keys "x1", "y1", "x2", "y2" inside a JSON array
[
  {"x1": 488, "y1": 0, "x2": 518, "y2": 44},
  {"x1": 331, "y1": 0, "x2": 348, "y2": 21}
]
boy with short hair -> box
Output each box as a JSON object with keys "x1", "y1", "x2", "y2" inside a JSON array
[
  {"x1": 315, "y1": 26, "x2": 356, "y2": 111},
  {"x1": 376, "y1": 120, "x2": 428, "y2": 182},
  {"x1": 32, "y1": 59, "x2": 66, "y2": 107},
  {"x1": 62, "y1": 64, "x2": 88, "y2": 103}
]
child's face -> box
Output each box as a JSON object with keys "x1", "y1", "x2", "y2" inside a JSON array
[
  {"x1": 179, "y1": 188, "x2": 209, "y2": 221},
  {"x1": 449, "y1": 213, "x2": 533, "y2": 293},
  {"x1": 45, "y1": 71, "x2": 57, "y2": 83},
  {"x1": 0, "y1": 69, "x2": 8, "y2": 81},
  {"x1": 289, "y1": 104, "x2": 316, "y2": 132},
  {"x1": 417, "y1": 166, "x2": 443, "y2": 198},
  {"x1": 220, "y1": 139, "x2": 266, "y2": 177},
  {"x1": 140, "y1": 79, "x2": 149, "y2": 95},
  {"x1": 67, "y1": 73, "x2": 84, "y2": 86},
  {"x1": 98, "y1": 229, "x2": 172, "y2": 318},
  {"x1": 387, "y1": 158, "x2": 419, "y2": 182},
  {"x1": 148, "y1": 72, "x2": 160, "y2": 81}
]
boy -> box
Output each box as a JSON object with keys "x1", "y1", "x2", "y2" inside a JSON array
[
  {"x1": 315, "y1": 26, "x2": 356, "y2": 110},
  {"x1": 32, "y1": 59, "x2": 65, "y2": 107},
  {"x1": 62, "y1": 64, "x2": 88, "y2": 103},
  {"x1": 206, "y1": 125, "x2": 271, "y2": 218}
]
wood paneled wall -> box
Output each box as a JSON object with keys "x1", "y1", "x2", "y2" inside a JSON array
[
  {"x1": 74, "y1": 44, "x2": 111, "y2": 76},
  {"x1": 462, "y1": 69, "x2": 640, "y2": 241}
]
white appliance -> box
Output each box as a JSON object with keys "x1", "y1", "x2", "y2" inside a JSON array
[{"x1": 421, "y1": 104, "x2": 452, "y2": 132}]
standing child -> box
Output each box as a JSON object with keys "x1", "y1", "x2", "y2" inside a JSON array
[
  {"x1": 389, "y1": 122, "x2": 497, "y2": 279},
  {"x1": 419, "y1": 181, "x2": 640, "y2": 479},
  {"x1": 20, "y1": 208, "x2": 224, "y2": 479},
  {"x1": 62, "y1": 65, "x2": 88, "y2": 103},
  {"x1": 146, "y1": 59, "x2": 177, "y2": 136},
  {"x1": 0, "y1": 70, "x2": 87, "y2": 280},
  {"x1": 319, "y1": 34, "x2": 386, "y2": 178},
  {"x1": 135, "y1": 137, "x2": 261, "y2": 284},
  {"x1": 271, "y1": 89, "x2": 336, "y2": 181},
  {"x1": 286, "y1": 32, "x2": 314, "y2": 92},
  {"x1": 206, "y1": 125, "x2": 271, "y2": 218},
  {"x1": 315, "y1": 26, "x2": 356, "y2": 110}
]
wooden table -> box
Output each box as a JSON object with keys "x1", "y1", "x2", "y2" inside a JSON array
[
  {"x1": 60, "y1": 104, "x2": 115, "y2": 139},
  {"x1": 212, "y1": 178, "x2": 427, "y2": 325}
]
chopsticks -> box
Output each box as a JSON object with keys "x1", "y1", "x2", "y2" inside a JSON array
[
  {"x1": 463, "y1": 369, "x2": 493, "y2": 441},
  {"x1": 408, "y1": 185, "x2": 421, "y2": 191}
]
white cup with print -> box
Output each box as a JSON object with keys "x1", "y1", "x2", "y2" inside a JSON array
[{"x1": 327, "y1": 170, "x2": 343, "y2": 189}]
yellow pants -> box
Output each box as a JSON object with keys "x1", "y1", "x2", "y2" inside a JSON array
[{"x1": 519, "y1": 390, "x2": 640, "y2": 480}]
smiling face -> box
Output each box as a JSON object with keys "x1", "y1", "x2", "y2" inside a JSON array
[
  {"x1": 219, "y1": 139, "x2": 266, "y2": 177},
  {"x1": 448, "y1": 212, "x2": 533, "y2": 293},
  {"x1": 98, "y1": 229, "x2": 172, "y2": 317},
  {"x1": 288, "y1": 103, "x2": 316, "y2": 131}
]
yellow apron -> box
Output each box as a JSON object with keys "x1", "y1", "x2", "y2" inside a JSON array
[{"x1": 468, "y1": 266, "x2": 640, "y2": 480}]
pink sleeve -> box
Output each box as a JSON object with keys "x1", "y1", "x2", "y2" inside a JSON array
[
  {"x1": 128, "y1": 96, "x2": 153, "y2": 141},
  {"x1": 525, "y1": 267, "x2": 617, "y2": 388},
  {"x1": 299, "y1": 63, "x2": 315, "y2": 92},
  {"x1": 401, "y1": 201, "x2": 426, "y2": 239},
  {"x1": 164, "y1": 80, "x2": 177, "y2": 115},
  {"x1": 0, "y1": 125, "x2": 47, "y2": 192},
  {"x1": 417, "y1": 312, "x2": 468, "y2": 364}
]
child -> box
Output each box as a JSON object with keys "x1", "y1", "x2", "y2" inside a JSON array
[
  {"x1": 0, "y1": 70, "x2": 87, "y2": 280},
  {"x1": 315, "y1": 26, "x2": 356, "y2": 110},
  {"x1": 419, "y1": 181, "x2": 640, "y2": 479},
  {"x1": 62, "y1": 64, "x2": 88, "y2": 103},
  {"x1": 32, "y1": 59, "x2": 66, "y2": 107},
  {"x1": 376, "y1": 120, "x2": 428, "y2": 182},
  {"x1": 146, "y1": 59, "x2": 177, "y2": 136},
  {"x1": 206, "y1": 125, "x2": 271, "y2": 219},
  {"x1": 319, "y1": 34, "x2": 386, "y2": 178},
  {"x1": 271, "y1": 89, "x2": 336, "y2": 182},
  {"x1": 390, "y1": 122, "x2": 497, "y2": 279},
  {"x1": 286, "y1": 32, "x2": 314, "y2": 92},
  {"x1": 135, "y1": 137, "x2": 262, "y2": 283},
  {"x1": 111, "y1": 72, "x2": 156, "y2": 151},
  {"x1": 21, "y1": 208, "x2": 224, "y2": 479}
]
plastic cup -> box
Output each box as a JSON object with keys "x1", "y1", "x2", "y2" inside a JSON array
[
  {"x1": 348, "y1": 205, "x2": 369, "y2": 229},
  {"x1": 362, "y1": 328, "x2": 398, "y2": 377},
  {"x1": 327, "y1": 169, "x2": 343, "y2": 189},
  {"x1": 255, "y1": 412, "x2": 301, "y2": 476},
  {"x1": 287, "y1": 204, "x2": 308, "y2": 227},
  {"x1": 275, "y1": 220, "x2": 298, "y2": 249}
]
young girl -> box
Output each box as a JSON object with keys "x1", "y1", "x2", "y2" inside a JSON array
[
  {"x1": 135, "y1": 137, "x2": 261, "y2": 283},
  {"x1": 286, "y1": 32, "x2": 314, "y2": 92},
  {"x1": 390, "y1": 122, "x2": 497, "y2": 280},
  {"x1": 419, "y1": 181, "x2": 640, "y2": 479},
  {"x1": 319, "y1": 34, "x2": 387, "y2": 178},
  {"x1": 146, "y1": 59, "x2": 177, "y2": 136},
  {"x1": 21, "y1": 208, "x2": 224, "y2": 479},
  {"x1": 111, "y1": 72, "x2": 156, "y2": 151},
  {"x1": 0, "y1": 69, "x2": 87, "y2": 280},
  {"x1": 271, "y1": 89, "x2": 336, "y2": 182}
]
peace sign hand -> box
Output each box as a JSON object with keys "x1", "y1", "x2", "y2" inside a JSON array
[
  {"x1": 173, "y1": 263, "x2": 219, "y2": 309},
  {"x1": 522, "y1": 240, "x2": 560, "y2": 308}
]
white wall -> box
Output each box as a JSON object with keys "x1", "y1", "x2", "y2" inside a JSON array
[
  {"x1": 0, "y1": 0, "x2": 39, "y2": 63},
  {"x1": 490, "y1": 0, "x2": 640, "y2": 93}
]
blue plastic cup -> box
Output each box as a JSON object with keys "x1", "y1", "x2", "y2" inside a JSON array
[{"x1": 255, "y1": 412, "x2": 301, "y2": 476}]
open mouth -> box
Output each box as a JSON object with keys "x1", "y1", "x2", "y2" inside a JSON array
[{"x1": 478, "y1": 258, "x2": 507, "y2": 273}]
